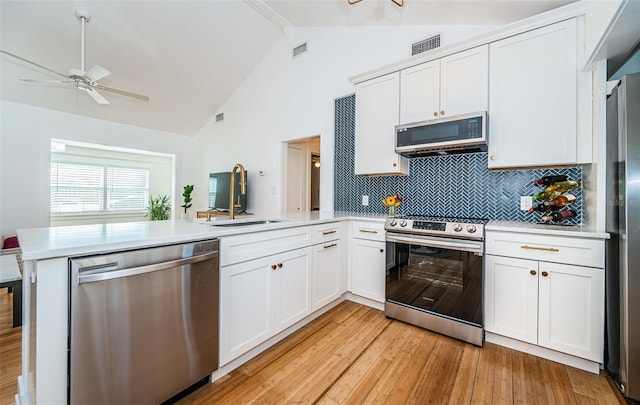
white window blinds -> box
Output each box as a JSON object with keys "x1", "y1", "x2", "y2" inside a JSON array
[
  {"x1": 51, "y1": 162, "x2": 149, "y2": 214},
  {"x1": 107, "y1": 167, "x2": 149, "y2": 211}
]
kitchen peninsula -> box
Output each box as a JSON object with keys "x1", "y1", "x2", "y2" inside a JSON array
[{"x1": 16, "y1": 211, "x2": 385, "y2": 404}]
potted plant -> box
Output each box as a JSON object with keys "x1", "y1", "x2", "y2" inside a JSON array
[
  {"x1": 146, "y1": 194, "x2": 172, "y2": 220},
  {"x1": 181, "y1": 184, "x2": 194, "y2": 215}
]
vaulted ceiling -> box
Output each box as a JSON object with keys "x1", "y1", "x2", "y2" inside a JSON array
[{"x1": 0, "y1": 0, "x2": 576, "y2": 136}]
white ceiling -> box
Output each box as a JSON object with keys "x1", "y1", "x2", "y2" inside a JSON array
[{"x1": 0, "y1": 0, "x2": 576, "y2": 136}]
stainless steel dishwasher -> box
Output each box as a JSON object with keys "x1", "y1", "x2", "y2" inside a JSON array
[{"x1": 69, "y1": 238, "x2": 219, "y2": 404}]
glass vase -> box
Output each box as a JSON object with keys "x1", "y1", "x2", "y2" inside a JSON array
[{"x1": 388, "y1": 205, "x2": 397, "y2": 217}]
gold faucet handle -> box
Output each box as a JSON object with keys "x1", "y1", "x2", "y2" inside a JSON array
[{"x1": 206, "y1": 212, "x2": 212, "y2": 221}]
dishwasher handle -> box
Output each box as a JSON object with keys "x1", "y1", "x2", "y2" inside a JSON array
[{"x1": 77, "y1": 250, "x2": 219, "y2": 284}]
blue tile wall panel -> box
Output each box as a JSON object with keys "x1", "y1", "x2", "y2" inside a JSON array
[{"x1": 334, "y1": 95, "x2": 582, "y2": 224}]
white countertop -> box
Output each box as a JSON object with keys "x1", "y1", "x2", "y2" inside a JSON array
[
  {"x1": 486, "y1": 220, "x2": 610, "y2": 239},
  {"x1": 18, "y1": 214, "x2": 610, "y2": 261},
  {"x1": 0, "y1": 254, "x2": 21, "y2": 283},
  {"x1": 17, "y1": 211, "x2": 386, "y2": 261}
]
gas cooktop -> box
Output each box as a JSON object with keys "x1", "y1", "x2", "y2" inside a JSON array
[{"x1": 384, "y1": 215, "x2": 488, "y2": 240}]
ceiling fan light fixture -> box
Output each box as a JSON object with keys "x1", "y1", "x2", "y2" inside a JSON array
[{"x1": 1, "y1": 9, "x2": 149, "y2": 105}]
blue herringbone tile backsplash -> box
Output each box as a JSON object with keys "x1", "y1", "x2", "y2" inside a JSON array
[{"x1": 333, "y1": 95, "x2": 582, "y2": 224}]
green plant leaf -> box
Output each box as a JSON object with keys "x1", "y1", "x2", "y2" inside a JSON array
[
  {"x1": 146, "y1": 194, "x2": 172, "y2": 220},
  {"x1": 181, "y1": 184, "x2": 194, "y2": 213}
]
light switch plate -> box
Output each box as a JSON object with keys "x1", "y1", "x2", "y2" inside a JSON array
[
  {"x1": 520, "y1": 196, "x2": 533, "y2": 211},
  {"x1": 362, "y1": 195, "x2": 369, "y2": 206}
]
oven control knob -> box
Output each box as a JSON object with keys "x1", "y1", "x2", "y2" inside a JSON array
[
  {"x1": 453, "y1": 223, "x2": 463, "y2": 232},
  {"x1": 467, "y1": 225, "x2": 477, "y2": 233},
  {"x1": 390, "y1": 219, "x2": 397, "y2": 227},
  {"x1": 400, "y1": 220, "x2": 408, "y2": 227}
]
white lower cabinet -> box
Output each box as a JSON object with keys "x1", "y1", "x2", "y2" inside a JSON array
[
  {"x1": 484, "y1": 255, "x2": 538, "y2": 345},
  {"x1": 312, "y1": 239, "x2": 343, "y2": 311},
  {"x1": 351, "y1": 221, "x2": 386, "y2": 303},
  {"x1": 537, "y1": 261, "x2": 604, "y2": 360},
  {"x1": 220, "y1": 246, "x2": 312, "y2": 365},
  {"x1": 484, "y1": 230, "x2": 605, "y2": 363},
  {"x1": 351, "y1": 239, "x2": 385, "y2": 302}
]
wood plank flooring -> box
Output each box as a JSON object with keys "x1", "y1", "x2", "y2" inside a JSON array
[
  {"x1": 0, "y1": 293, "x2": 626, "y2": 404},
  {"x1": 177, "y1": 301, "x2": 625, "y2": 405},
  {"x1": 0, "y1": 288, "x2": 21, "y2": 405}
]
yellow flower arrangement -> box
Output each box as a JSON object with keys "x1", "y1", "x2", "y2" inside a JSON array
[{"x1": 382, "y1": 194, "x2": 402, "y2": 216}]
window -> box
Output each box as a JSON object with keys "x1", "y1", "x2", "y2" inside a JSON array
[
  {"x1": 51, "y1": 162, "x2": 150, "y2": 214},
  {"x1": 49, "y1": 139, "x2": 174, "y2": 226}
]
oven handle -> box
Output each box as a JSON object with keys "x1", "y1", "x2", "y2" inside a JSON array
[{"x1": 386, "y1": 233, "x2": 483, "y2": 255}]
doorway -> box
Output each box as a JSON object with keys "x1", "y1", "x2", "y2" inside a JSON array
[{"x1": 284, "y1": 136, "x2": 320, "y2": 213}]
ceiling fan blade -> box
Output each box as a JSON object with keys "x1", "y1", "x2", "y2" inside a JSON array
[
  {"x1": 1, "y1": 50, "x2": 69, "y2": 79},
  {"x1": 84, "y1": 65, "x2": 111, "y2": 82},
  {"x1": 79, "y1": 86, "x2": 110, "y2": 105},
  {"x1": 94, "y1": 84, "x2": 150, "y2": 102},
  {"x1": 20, "y1": 78, "x2": 75, "y2": 84}
]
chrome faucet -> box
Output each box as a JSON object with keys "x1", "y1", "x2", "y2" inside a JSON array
[{"x1": 229, "y1": 163, "x2": 246, "y2": 220}]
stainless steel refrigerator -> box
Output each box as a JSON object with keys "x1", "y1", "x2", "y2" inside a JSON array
[{"x1": 606, "y1": 71, "x2": 640, "y2": 401}]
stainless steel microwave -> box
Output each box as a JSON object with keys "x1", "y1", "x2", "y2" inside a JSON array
[{"x1": 395, "y1": 111, "x2": 487, "y2": 157}]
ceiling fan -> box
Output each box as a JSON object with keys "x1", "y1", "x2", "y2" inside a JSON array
[{"x1": 0, "y1": 9, "x2": 149, "y2": 105}]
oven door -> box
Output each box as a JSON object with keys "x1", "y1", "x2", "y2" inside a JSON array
[{"x1": 385, "y1": 232, "x2": 483, "y2": 327}]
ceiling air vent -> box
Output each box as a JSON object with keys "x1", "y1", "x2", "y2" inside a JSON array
[
  {"x1": 215, "y1": 113, "x2": 224, "y2": 123},
  {"x1": 293, "y1": 42, "x2": 308, "y2": 58},
  {"x1": 412, "y1": 34, "x2": 441, "y2": 56}
]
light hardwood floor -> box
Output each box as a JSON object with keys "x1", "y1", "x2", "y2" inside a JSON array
[
  {"x1": 0, "y1": 293, "x2": 625, "y2": 404},
  {"x1": 177, "y1": 301, "x2": 625, "y2": 405},
  {"x1": 0, "y1": 289, "x2": 21, "y2": 405}
]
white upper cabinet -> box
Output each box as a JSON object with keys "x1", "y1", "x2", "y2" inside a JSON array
[
  {"x1": 400, "y1": 60, "x2": 440, "y2": 123},
  {"x1": 401, "y1": 45, "x2": 489, "y2": 124},
  {"x1": 355, "y1": 72, "x2": 408, "y2": 175},
  {"x1": 488, "y1": 19, "x2": 578, "y2": 168}
]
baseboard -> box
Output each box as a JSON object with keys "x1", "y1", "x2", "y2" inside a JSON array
[
  {"x1": 485, "y1": 332, "x2": 601, "y2": 374},
  {"x1": 344, "y1": 293, "x2": 384, "y2": 311}
]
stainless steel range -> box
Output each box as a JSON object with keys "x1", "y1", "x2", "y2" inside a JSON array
[{"x1": 384, "y1": 215, "x2": 487, "y2": 346}]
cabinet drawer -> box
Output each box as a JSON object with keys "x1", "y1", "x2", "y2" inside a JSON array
[
  {"x1": 485, "y1": 231, "x2": 604, "y2": 268},
  {"x1": 312, "y1": 222, "x2": 342, "y2": 244},
  {"x1": 351, "y1": 221, "x2": 385, "y2": 242},
  {"x1": 220, "y1": 226, "x2": 312, "y2": 266}
]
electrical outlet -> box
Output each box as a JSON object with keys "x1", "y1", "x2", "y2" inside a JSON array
[
  {"x1": 520, "y1": 196, "x2": 533, "y2": 211},
  {"x1": 362, "y1": 195, "x2": 369, "y2": 206}
]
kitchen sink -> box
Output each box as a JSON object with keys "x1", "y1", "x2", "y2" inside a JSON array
[{"x1": 204, "y1": 218, "x2": 287, "y2": 227}]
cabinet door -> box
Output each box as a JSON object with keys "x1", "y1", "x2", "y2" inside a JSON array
[
  {"x1": 351, "y1": 239, "x2": 386, "y2": 302},
  {"x1": 312, "y1": 240, "x2": 342, "y2": 311},
  {"x1": 538, "y1": 262, "x2": 604, "y2": 362},
  {"x1": 274, "y1": 247, "x2": 313, "y2": 333},
  {"x1": 219, "y1": 256, "x2": 274, "y2": 365},
  {"x1": 440, "y1": 45, "x2": 488, "y2": 117},
  {"x1": 400, "y1": 60, "x2": 440, "y2": 123},
  {"x1": 488, "y1": 19, "x2": 577, "y2": 168},
  {"x1": 484, "y1": 255, "x2": 538, "y2": 344},
  {"x1": 354, "y1": 73, "x2": 407, "y2": 175}
]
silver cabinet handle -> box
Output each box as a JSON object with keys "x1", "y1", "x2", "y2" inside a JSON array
[{"x1": 78, "y1": 251, "x2": 218, "y2": 284}]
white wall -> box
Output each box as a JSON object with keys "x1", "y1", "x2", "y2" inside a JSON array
[
  {"x1": 195, "y1": 24, "x2": 496, "y2": 216},
  {"x1": 0, "y1": 100, "x2": 198, "y2": 237}
]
